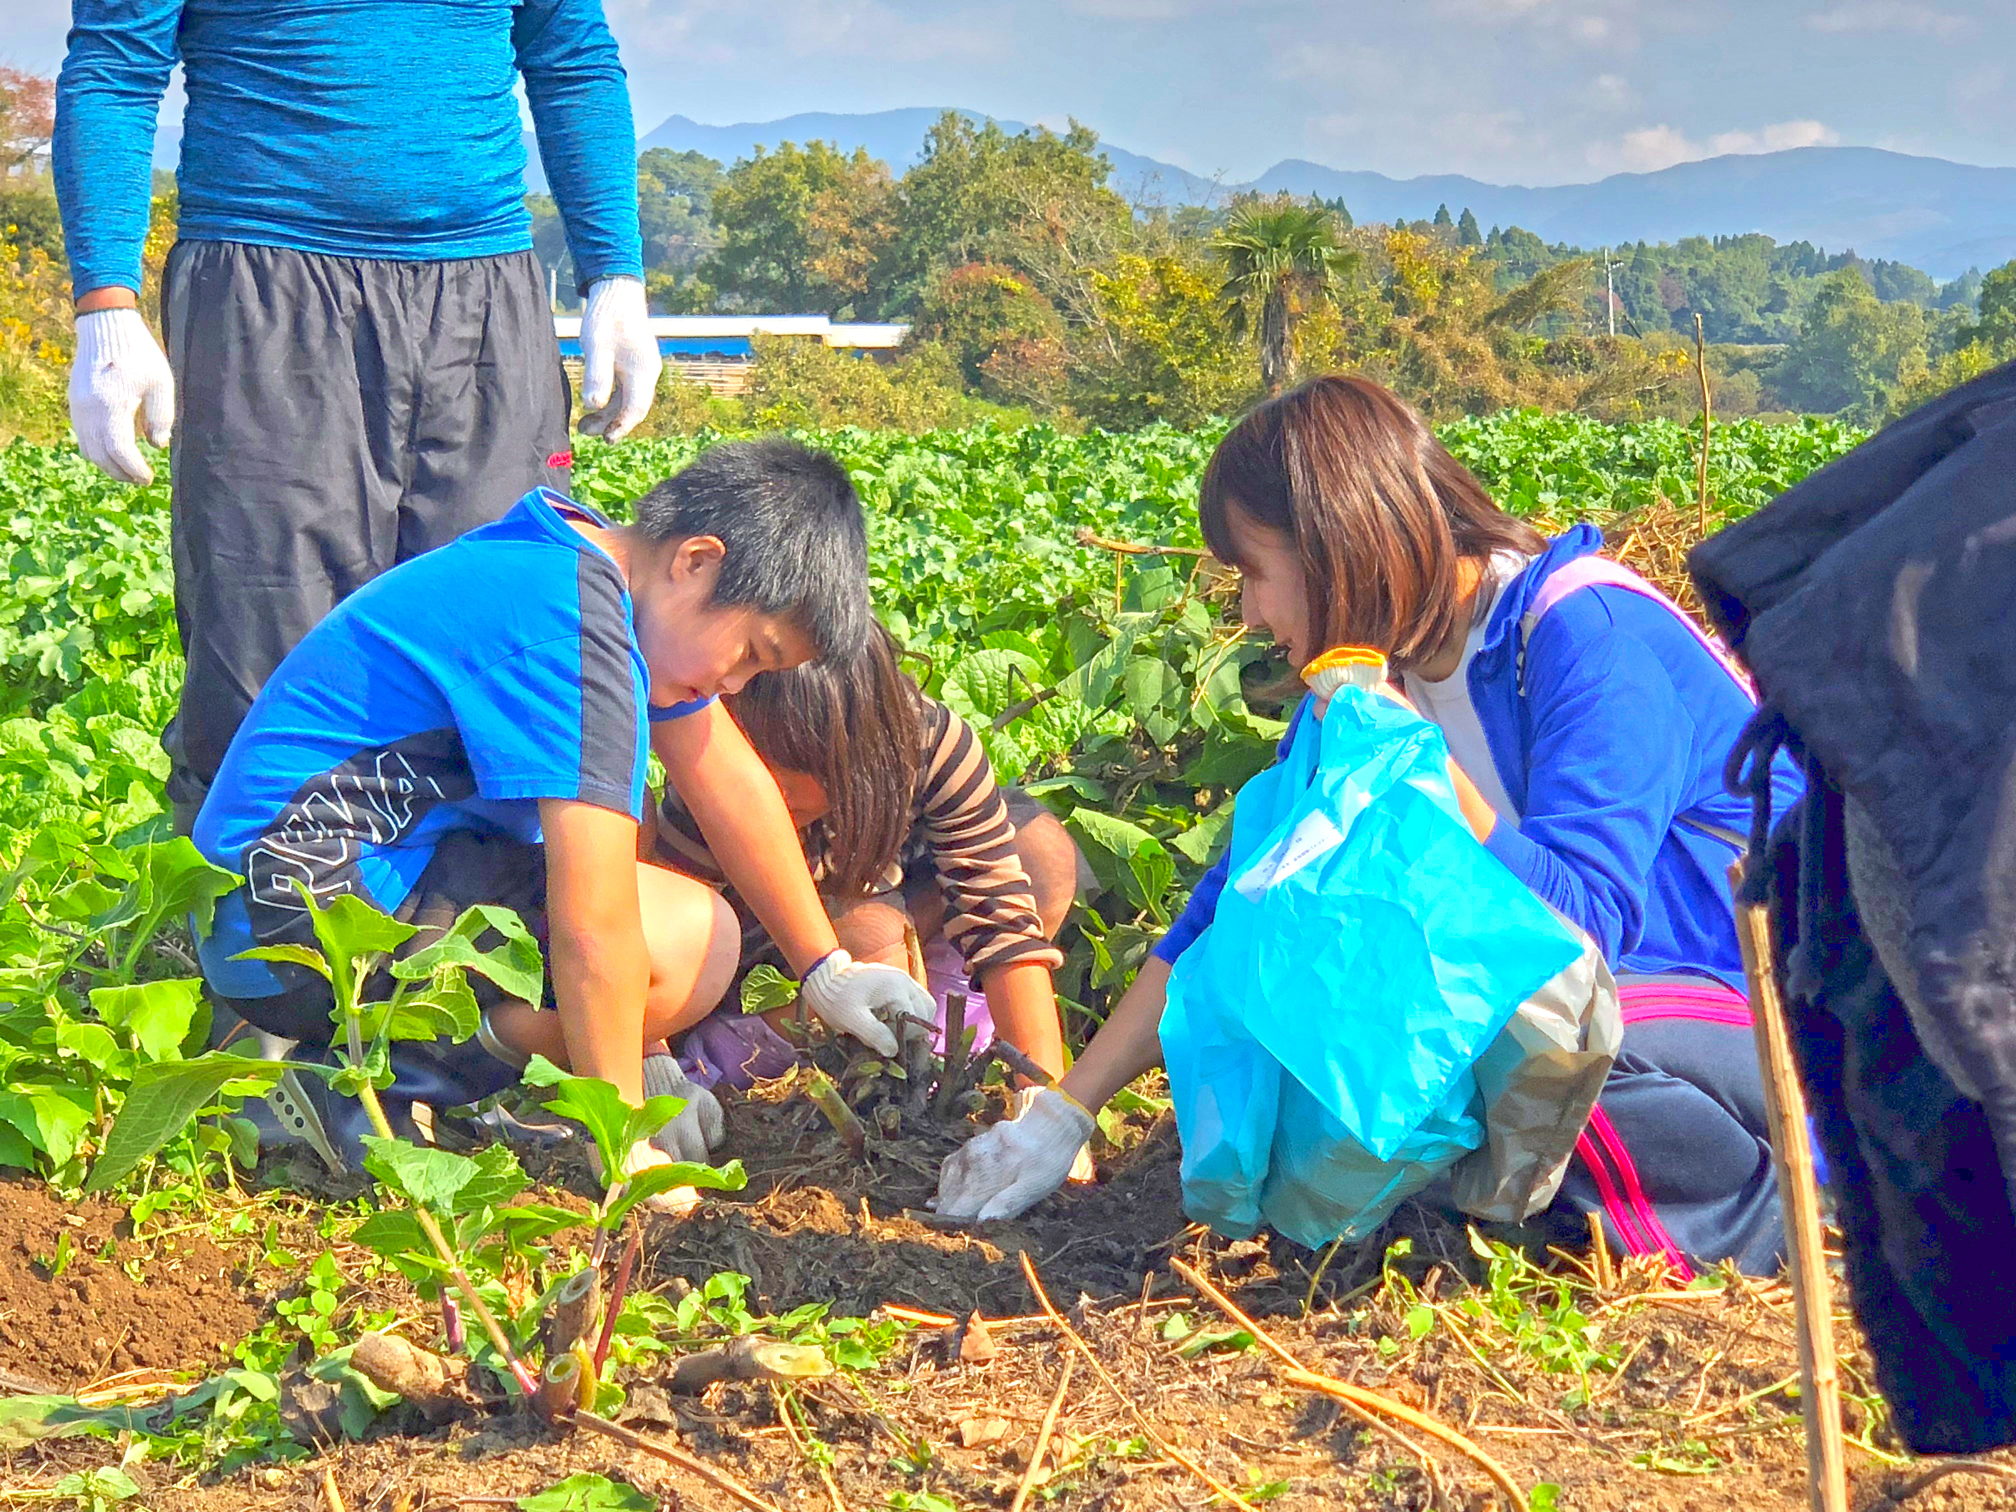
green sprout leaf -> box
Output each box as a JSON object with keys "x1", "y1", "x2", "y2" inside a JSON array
[
  {"x1": 517, "y1": 1472, "x2": 656, "y2": 1511},
  {"x1": 391, "y1": 902, "x2": 544, "y2": 1004},
  {"x1": 738, "y1": 963, "x2": 799, "y2": 1014}
]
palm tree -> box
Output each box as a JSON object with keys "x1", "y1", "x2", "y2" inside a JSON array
[{"x1": 1211, "y1": 202, "x2": 1360, "y2": 395}]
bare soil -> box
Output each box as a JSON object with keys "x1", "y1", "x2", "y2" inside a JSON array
[{"x1": 6, "y1": 1076, "x2": 2016, "y2": 1512}]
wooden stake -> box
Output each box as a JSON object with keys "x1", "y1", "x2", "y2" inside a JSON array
[
  {"x1": 1010, "y1": 1352, "x2": 1075, "y2": 1512},
  {"x1": 1729, "y1": 863, "x2": 1848, "y2": 1512},
  {"x1": 1695, "y1": 311, "x2": 1713, "y2": 537}
]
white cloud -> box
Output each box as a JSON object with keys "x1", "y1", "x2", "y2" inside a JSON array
[
  {"x1": 1589, "y1": 118, "x2": 1841, "y2": 173},
  {"x1": 1804, "y1": 3, "x2": 1970, "y2": 37},
  {"x1": 1709, "y1": 119, "x2": 1841, "y2": 153}
]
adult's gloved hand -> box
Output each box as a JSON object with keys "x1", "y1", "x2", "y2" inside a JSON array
[
  {"x1": 69, "y1": 308, "x2": 175, "y2": 485},
  {"x1": 577, "y1": 275, "x2": 661, "y2": 442},
  {"x1": 799, "y1": 948, "x2": 935, "y2": 1058},
  {"x1": 643, "y1": 1051, "x2": 726, "y2": 1163},
  {"x1": 935, "y1": 1086, "x2": 1097, "y2": 1222}
]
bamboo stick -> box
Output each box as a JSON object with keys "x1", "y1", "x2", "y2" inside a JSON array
[{"x1": 1729, "y1": 862, "x2": 1848, "y2": 1512}]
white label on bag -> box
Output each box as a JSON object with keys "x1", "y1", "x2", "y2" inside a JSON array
[{"x1": 1233, "y1": 807, "x2": 1347, "y2": 902}]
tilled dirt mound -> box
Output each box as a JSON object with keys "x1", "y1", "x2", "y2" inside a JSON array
[
  {"x1": 0, "y1": 1178, "x2": 262, "y2": 1390},
  {"x1": 12, "y1": 1085, "x2": 2016, "y2": 1512}
]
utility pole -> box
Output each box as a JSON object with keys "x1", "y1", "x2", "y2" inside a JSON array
[{"x1": 1601, "y1": 247, "x2": 1622, "y2": 337}]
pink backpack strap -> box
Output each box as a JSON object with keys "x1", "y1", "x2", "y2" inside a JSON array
[{"x1": 1519, "y1": 555, "x2": 1756, "y2": 701}]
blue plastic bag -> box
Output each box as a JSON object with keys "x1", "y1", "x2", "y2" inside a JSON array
[{"x1": 1162, "y1": 681, "x2": 1592, "y2": 1244}]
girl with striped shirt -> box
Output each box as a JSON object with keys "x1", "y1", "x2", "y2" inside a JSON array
[{"x1": 654, "y1": 623, "x2": 1085, "y2": 1090}]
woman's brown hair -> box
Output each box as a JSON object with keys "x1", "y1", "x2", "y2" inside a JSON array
[
  {"x1": 1198, "y1": 375, "x2": 1545, "y2": 671},
  {"x1": 725, "y1": 621, "x2": 925, "y2": 899}
]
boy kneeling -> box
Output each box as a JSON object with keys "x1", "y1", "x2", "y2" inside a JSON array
[{"x1": 193, "y1": 441, "x2": 931, "y2": 1185}]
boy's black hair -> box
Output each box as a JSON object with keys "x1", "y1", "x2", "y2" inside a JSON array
[{"x1": 634, "y1": 439, "x2": 870, "y2": 664}]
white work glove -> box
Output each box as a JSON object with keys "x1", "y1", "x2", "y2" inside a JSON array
[
  {"x1": 934, "y1": 1086, "x2": 1097, "y2": 1222},
  {"x1": 643, "y1": 1051, "x2": 726, "y2": 1164},
  {"x1": 798, "y1": 948, "x2": 935, "y2": 1058},
  {"x1": 577, "y1": 275, "x2": 660, "y2": 442},
  {"x1": 69, "y1": 307, "x2": 175, "y2": 485}
]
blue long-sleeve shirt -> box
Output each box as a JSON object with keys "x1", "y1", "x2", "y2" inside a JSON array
[
  {"x1": 54, "y1": 0, "x2": 643, "y2": 296},
  {"x1": 1156, "y1": 527, "x2": 1804, "y2": 988}
]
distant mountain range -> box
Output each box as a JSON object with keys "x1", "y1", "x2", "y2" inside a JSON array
[{"x1": 608, "y1": 106, "x2": 2016, "y2": 281}]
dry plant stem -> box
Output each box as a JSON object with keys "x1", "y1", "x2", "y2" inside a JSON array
[
  {"x1": 1695, "y1": 311, "x2": 1712, "y2": 537},
  {"x1": 1301, "y1": 1235, "x2": 1347, "y2": 1317},
  {"x1": 805, "y1": 1068, "x2": 867, "y2": 1158},
  {"x1": 1731, "y1": 866, "x2": 1849, "y2": 1512},
  {"x1": 1890, "y1": 1459, "x2": 2016, "y2": 1502},
  {"x1": 1169, "y1": 1258, "x2": 1528, "y2": 1510},
  {"x1": 1017, "y1": 1250, "x2": 1257, "y2": 1510},
  {"x1": 1075, "y1": 525, "x2": 1208, "y2": 558},
  {"x1": 988, "y1": 1036, "x2": 1059, "y2": 1091},
  {"x1": 1011, "y1": 1351, "x2": 1075, "y2": 1512},
  {"x1": 352, "y1": 1078, "x2": 537, "y2": 1397},
  {"x1": 772, "y1": 1387, "x2": 847, "y2": 1512},
  {"x1": 320, "y1": 1466, "x2": 348, "y2": 1512},
  {"x1": 934, "y1": 990, "x2": 970, "y2": 1118},
  {"x1": 1586, "y1": 1210, "x2": 1616, "y2": 1291},
  {"x1": 593, "y1": 1224, "x2": 643, "y2": 1375},
  {"x1": 574, "y1": 1409, "x2": 784, "y2": 1512},
  {"x1": 544, "y1": 1267, "x2": 601, "y2": 1360}
]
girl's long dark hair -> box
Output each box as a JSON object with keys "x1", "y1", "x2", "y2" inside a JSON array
[
  {"x1": 1199, "y1": 374, "x2": 1545, "y2": 671},
  {"x1": 725, "y1": 621, "x2": 925, "y2": 898}
]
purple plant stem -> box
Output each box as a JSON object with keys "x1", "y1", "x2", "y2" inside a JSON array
[{"x1": 593, "y1": 1225, "x2": 644, "y2": 1376}]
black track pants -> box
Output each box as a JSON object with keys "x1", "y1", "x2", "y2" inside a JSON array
[{"x1": 160, "y1": 240, "x2": 573, "y2": 810}]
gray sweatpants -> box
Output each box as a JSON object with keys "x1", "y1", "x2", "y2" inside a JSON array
[{"x1": 160, "y1": 241, "x2": 573, "y2": 811}]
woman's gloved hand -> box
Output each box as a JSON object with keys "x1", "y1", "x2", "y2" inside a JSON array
[
  {"x1": 643, "y1": 1051, "x2": 726, "y2": 1163},
  {"x1": 799, "y1": 948, "x2": 935, "y2": 1058},
  {"x1": 935, "y1": 1086, "x2": 1097, "y2": 1222}
]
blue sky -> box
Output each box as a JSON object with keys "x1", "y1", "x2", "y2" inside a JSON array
[{"x1": 7, "y1": 0, "x2": 2012, "y2": 184}]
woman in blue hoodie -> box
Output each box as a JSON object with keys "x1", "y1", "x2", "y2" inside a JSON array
[{"x1": 937, "y1": 374, "x2": 1800, "y2": 1276}]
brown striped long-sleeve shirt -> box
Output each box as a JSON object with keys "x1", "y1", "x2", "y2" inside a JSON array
[{"x1": 652, "y1": 699, "x2": 1064, "y2": 977}]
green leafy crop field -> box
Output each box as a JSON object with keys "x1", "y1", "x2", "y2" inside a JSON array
[{"x1": 0, "y1": 411, "x2": 1865, "y2": 1184}]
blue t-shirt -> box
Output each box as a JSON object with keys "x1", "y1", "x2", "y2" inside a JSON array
[
  {"x1": 194, "y1": 487, "x2": 703, "y2": 997},
  {"x1": 55, "y1": 0, "x2": 643, "y2": 296}
]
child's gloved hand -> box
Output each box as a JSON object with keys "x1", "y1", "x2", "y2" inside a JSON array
[
  {"x1": 643, "y1": 1051, "x2": 726, "y2": 1163},
  {"x1": 934, "y1": 1087, "x2": 1097, "y2": 1222},
  {"x1": 799, "y1": 948, "x2": 935, "y2": 1058}
]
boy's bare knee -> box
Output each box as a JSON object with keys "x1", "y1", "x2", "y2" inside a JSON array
[{"x1": 831, "y1": 897, "x2": 911, "y2": 969}]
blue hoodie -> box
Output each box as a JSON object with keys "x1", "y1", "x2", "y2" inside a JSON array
[{"x1": 1155, "y1": 526, "x2": 1802, "y2": 988}]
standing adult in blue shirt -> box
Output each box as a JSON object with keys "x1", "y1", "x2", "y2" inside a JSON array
[{"x1": 54, "y1": 0, "x2": 663, "y2": 825}]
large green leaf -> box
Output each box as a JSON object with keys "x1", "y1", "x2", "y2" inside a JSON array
[
  {"x1": 390, "y1": 902, "x2": 544, "y2": 1004},
  {"x1": 360, "y1": 965, "x2": 479, "y2": 1045},
  {"x1": 605, "y1": 1157, "x2": 748, "y2": 1228},
  {"x1": 521, "y1": 1055, "x2": 680, "y2": 1186},
  {"x1": 0, "y1": 1084, "x2": 93, "y2": 1170},
  {"x1": 361, "y1": 1136, "x2": 484, "y2": 1218},
  {"x1": 295, "y1": 887, "x2": 416, "y2": 1011},
  {"x1": 85, "y1": 1052, "x2": 286, "y2": 1192},
  {"x1": 91, "y1": 977, "x2": 206, "y2": 1062}
]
